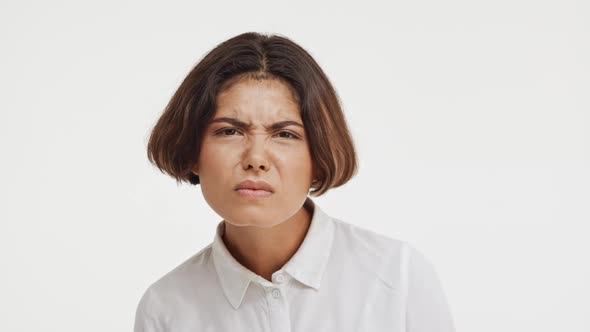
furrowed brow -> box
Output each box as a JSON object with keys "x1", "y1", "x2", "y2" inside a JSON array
[
  {"x1": 266, "y1": 121, "x2": 304, "y2": 130},
  {"x1": 209, "y1": 117, "x2": 304, "y2": 131},
  {"x1": 209, "y1": 117, "x2": 251, "y2": 130}
]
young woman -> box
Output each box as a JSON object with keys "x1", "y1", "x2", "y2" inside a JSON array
[{"x1": 134, "y1": 32, "x2": 455, "y2": 332}]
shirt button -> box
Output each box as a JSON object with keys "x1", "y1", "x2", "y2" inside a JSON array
[
  {"x1": 272, "y1": 288, "x2": 281, "y2": 299},
  {"x1": 275, "y1": 274, "x2": 285, "y2": 284}
]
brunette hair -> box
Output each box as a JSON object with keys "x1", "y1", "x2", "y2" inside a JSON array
[{"x1": 147, "y1": 32, "x2": 358, "y2": 196}]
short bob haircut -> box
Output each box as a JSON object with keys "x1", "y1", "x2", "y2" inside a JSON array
[{"x1": 147, "y1": 32, "x2": 358, "y2": 196}]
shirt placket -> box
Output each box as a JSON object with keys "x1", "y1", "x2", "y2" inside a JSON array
[{"x1": 263, "y1": 272, "x2": 291, "y2": 332}]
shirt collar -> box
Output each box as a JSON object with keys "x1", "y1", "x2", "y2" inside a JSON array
[{"x1": 211, "y1": 197, "x2": 335, "y2": 310}]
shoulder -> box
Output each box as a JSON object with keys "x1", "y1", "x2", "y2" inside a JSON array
[
  {"x1": 155, "y1": 244, "x2": 214, "y2": 289},
  {"x1": 329, "y1": 216, "x2": 430, "y2": 291},
  {"x1": 330, "y1": 216, "x2": 408, "y2": 255},
  {"x1": 135, "y1": 244, "x2": 215, "y2": 313}
]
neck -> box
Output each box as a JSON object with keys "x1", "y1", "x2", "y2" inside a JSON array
[{"x1": 222, "y1": 201, "x2": 314, "y2": 281}]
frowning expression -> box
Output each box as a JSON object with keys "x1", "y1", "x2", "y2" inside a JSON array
[{"x1": 191, "y1": 78, "x2": 314, "y2": 228}]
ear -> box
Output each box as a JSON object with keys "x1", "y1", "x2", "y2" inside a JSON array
[
  {"x1": 191, "y1": 164, "x2": 199, "y2": 176},
  {"x1": 311, "y1": 168, "x2": 320, "y2": 187},
  {"x1": 311, "y1": 166, "x2": 320, "y2": 182}
]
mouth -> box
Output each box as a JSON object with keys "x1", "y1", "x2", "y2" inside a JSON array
[
  {"x1": 235, "y1": 188, "x2": 273, "y2": 199},
  {"x1": 235, "y1": 179, "x2": 275, "y2": 193}
]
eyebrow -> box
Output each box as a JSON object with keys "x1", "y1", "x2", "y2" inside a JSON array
[{"x1": 209, "y1": 117, "x2": 304, "y2": 131}]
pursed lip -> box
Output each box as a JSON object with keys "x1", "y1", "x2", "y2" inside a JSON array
[{"x1": 235, "y1": 179, "x2": 274, "y2": 193}]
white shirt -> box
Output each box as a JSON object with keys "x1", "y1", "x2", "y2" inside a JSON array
[{"x1": 134, "y1": 197, "x2": 455, "y2": 332}]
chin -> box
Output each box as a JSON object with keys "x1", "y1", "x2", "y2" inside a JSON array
[
  {"x1": 225, "y1": 217, "x2": 275, "y2": 228},
  {"x1": 223, "y1": 208, "x2": 282, "y2": 228}
]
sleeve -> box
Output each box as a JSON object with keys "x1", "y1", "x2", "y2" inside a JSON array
[
  {"x1": 403, "y1": 244, "x2": 456, "y2": 332},
  {"x1": 133, "y1": 286, "x2": 162, "y2": 332}
]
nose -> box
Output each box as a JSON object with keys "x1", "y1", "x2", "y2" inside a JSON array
[{"x1": 241, "y1": 135, "x2": 270, "y2": 172}]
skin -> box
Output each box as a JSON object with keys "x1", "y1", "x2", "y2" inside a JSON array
[{"x1": 191, "y1": 77, "x2": 316, "y2": 281}]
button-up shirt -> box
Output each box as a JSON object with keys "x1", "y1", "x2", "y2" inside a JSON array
[{"x1": 134, "y1": 197, "x2": 455, "y2": 331}]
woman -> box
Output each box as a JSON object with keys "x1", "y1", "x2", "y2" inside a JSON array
[{"x1": 134, "y1": 32, "x2": 455, "y2": 332}]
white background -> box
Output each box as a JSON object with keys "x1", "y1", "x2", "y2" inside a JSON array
[{"x1": 1, "y1": 0, "x2": 588, "y2": 331}]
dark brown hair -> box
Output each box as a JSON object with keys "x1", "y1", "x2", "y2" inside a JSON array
[{"x1": 147, "y1": 32, "x2": 358, "y2": 196}]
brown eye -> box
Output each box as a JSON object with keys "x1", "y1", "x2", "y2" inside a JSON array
[
  {"x1": 217, "y1": 128, "x2": 241, "y2": 136},
  {"x1": 276, "y1": 131, "x2": 298, "y2": 139}
]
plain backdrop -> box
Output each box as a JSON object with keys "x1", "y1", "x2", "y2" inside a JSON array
[{"x1": 1, "y1": 0, "x2": 588, "y2": 331}]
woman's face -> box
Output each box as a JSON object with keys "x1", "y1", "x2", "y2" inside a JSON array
[{"x1": 192, "y1": 78, "x2": 314, "y2": 228}]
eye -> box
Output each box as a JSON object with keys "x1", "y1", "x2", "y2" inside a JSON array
[
  {"x1": 216, "y1": 128, "x2": 242, "y2": 136},
  {"x1": 276, "y1": 131, "x2": 299, "y2": 139}
]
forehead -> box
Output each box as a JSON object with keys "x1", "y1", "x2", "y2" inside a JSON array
[{"x1": 215, "y1": 78, "x2": 301, "y2": 121}]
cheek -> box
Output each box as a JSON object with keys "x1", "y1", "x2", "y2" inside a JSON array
[
  {"x1": 199, "y1": 143, "x2": 236, "y2": 174},
  {"x1": 274, "y1": 147, "x2": 313, "y2": 180}
]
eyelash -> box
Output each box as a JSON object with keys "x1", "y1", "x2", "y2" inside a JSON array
[{"x1": 215, "y1": 128, "x2": 300, "y2": 139}]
